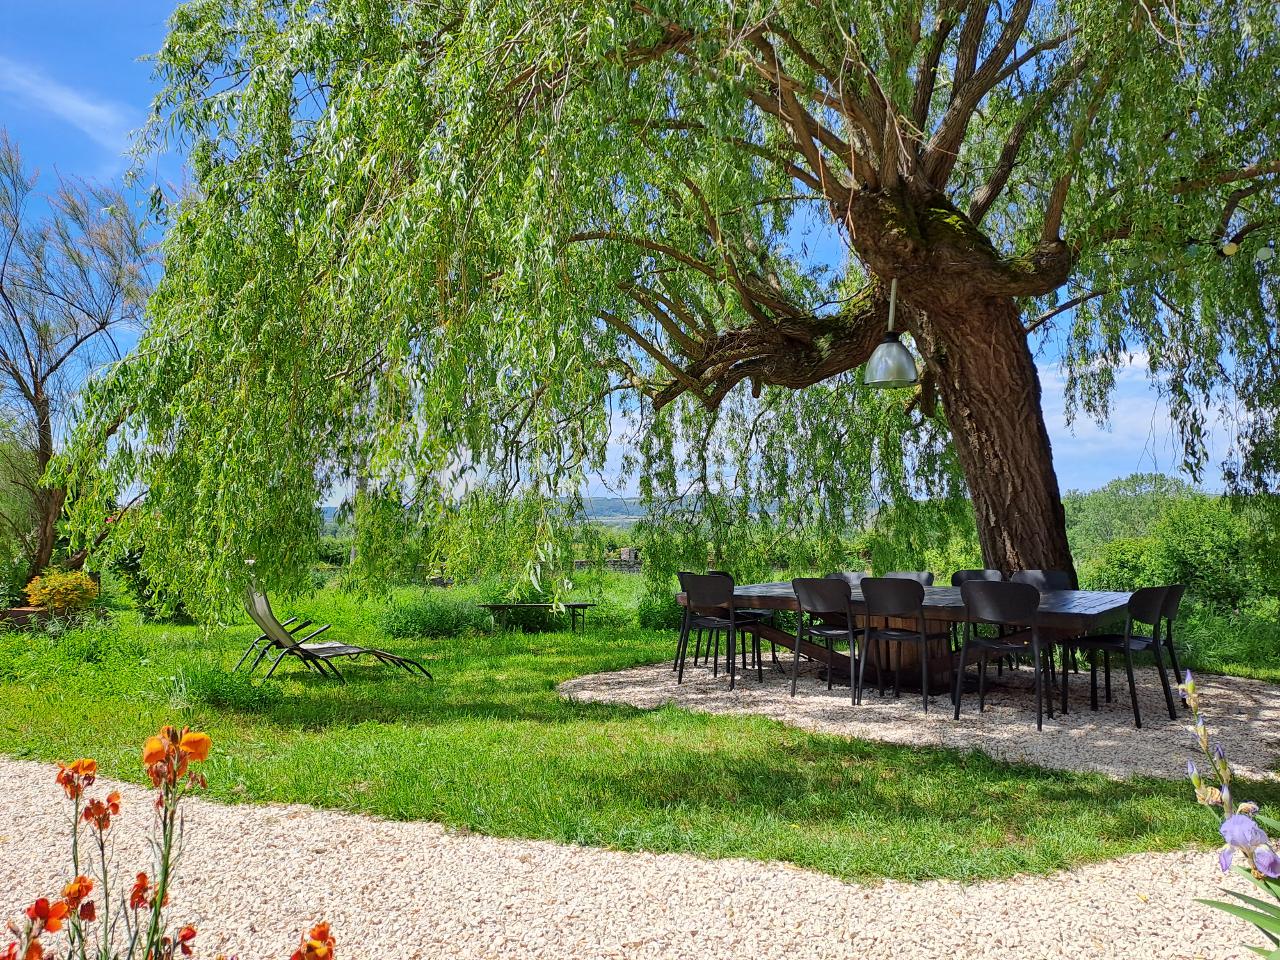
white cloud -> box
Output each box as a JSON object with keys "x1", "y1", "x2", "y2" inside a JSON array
[
  {"x1": 1038, "y1": 357, "x2": 1229, "y2": 492},
  {"x1": 0, "y1": 54, "x2": 132, "y2": 154}
]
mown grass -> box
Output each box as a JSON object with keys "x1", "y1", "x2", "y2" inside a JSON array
[{"x1": 0, "y1": 579, "x2": 1266, "y2": 884}]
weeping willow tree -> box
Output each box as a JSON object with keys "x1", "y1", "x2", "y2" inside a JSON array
[{"x1": 59, "y1": 0, "x2": 1280, "y2": 615}]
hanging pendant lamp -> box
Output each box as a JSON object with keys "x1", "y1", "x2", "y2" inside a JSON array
[{"x1": 864, "y1": 278, "x2": 919, "y2": 388}]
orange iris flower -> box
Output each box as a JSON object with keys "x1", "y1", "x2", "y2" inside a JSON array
[
  {"x1": 179, "y1": 732, "x2": 211, "y2": 762},
  {"x1": 128, "y1": 873, "x2": 150, "y2": 910},
  {"x1": 290, "y1": 922, "x2": 335, "y2": 960},
  {"x1": 61, "y1": 876, "x2": 93, "y2": 908},
  {"x1": 142, "y1": 736, "x2": 167, "y2": 766},
  {"x1": 82, "y1": 791, "x2": 120, "y2": 831},
  {"x1": 175, "y1": 926, "x2": 197, "y2": 957},
  {"x1": 22, "y1": 941, "x2": 42, "y2": 960},
  {"x1": 25, "y1": 899, "x2": 69, "y2": 934},
  {"x1": 54, "y1": 759, "x2": 97, "y2": 800}
]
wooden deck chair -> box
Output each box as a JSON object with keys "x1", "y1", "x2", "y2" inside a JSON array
[{"x1": 239, "y1": 589, "x2": 432, "y2": 683}]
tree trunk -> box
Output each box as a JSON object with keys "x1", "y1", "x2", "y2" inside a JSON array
[
  {"x1": 921, "y1": 295, "x2": 1077, "y2": 582},
  {"x1": 27, "y1": 392, "x2": 63, "y2": 583}
]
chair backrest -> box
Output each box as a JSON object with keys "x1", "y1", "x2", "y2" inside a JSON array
[
  {"x1": 707, "y1": 569, "x2": 732, "y2": 578},
  {"x1": 826, "y1": 571, "x2": 868, "y2": 589},
  {"x1": 1128, "y1": 585, "x2": 1169, "y2": 627},
  {"x1": 793, "y1": 577, "x2": 851, "y2": 616},
  {"x1": 961, "y1": 580, "x2": 1040, "y2": 626},
  {"x1": 951, "y1": 568, "x2": 1003, "y2": 586},
  {"x1": 244, "y1": 588, "x2": 300, "y2": 649},
  {"x1": 885, "y1": 570, "x2": 935, "y2": 586},
  {"x1": 861, "y1": 576, "x2": 924, "y2": 618},
  {"x1": 1010, "y1": 569, "x2": 1073, "y2": 591},
  {"x1": 683, "y1": 573, "x2": 734, "y2": 616},
  {"x1": 1161, "y1": 583, "x2": 1187, "y2": 621}
]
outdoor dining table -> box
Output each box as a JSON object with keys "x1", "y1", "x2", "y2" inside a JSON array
[{"x1": 676, "y1": 581, "x2": 1134, "y2": 691}]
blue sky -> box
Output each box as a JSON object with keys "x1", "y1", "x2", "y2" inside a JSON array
[{"x1": 0, "y1": 1, "x2": 1224, "y2": 496}]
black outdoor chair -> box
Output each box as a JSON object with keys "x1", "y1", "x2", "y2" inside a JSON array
[
  {"x1": 1161, "y1": 583, "x2": 1187, "y2": 685},
  {"x1": 1065, "y1": 586, "x2": 1176, "y2": 728},
  {"x1": 948, "y1": 569, "x2": 1004, "y2": 653},
  {"x1": 885, "y1": 570, "x2": 935, "y2": 586},
  {"x1": 1010, "y1": 569, "x2": 1074, "y2": 591},
  {"x1": 1011, "y1": 569, "x2": 1079, "y2": 675},
  {"x1": 953, "y1": 580, "x2": 1053, "y2": 730},
  {"x1": 792, "y1": 578, "x2": 862, "y2": 703},
  {"x1": 240, "y1": 589, "x2": 432, "y2": 683},
  {"x1": 951, "y1": 569, "x2": 1003, "y2": 586},
  {"x1": 674, "y1": 573, "x2": 761, "y2": 690},
  {"x1": 674, "y1": 571, "x2": 768, "y2": 675},
  {"x1": 859, "y1": 577, "x2": 949, "y2": 713}
]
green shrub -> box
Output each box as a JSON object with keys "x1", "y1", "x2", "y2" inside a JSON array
[
  {"x1": 111, "y1": 551, "x2": 194, "y2": 623},
  {"x1": 637, "y1": 589, "x2": 683, "y2": 630},
  {"x1": 25, "y1": 570, "x2": 99, "y2": 611},
  {"x1": 378, "y1": 589, "x2": 492, "y2": 638},
  {"x1": 316, "y1": 535, "x2": 353, "y2": 566},
  {"x1": 1082, "y1": 536, "x2": 1163, "y2": 591},
  {"x1": 1153, "y1": 497, "x2": 1252, "y2": 609}
]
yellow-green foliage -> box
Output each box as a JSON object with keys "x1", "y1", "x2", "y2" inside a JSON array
[{"x1": 25, "y1": 570, "x2": 99, "y2": 611}]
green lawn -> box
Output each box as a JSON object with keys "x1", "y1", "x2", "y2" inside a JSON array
[{"x1": 0, "y1": 582, "x2": 1259, "y2": 884}]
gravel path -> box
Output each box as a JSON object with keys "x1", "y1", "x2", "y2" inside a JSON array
[
  {"x1": 560, "y1": 659, "x2": 1280, "y2": 780},
  {"x1": 0, "y1": 756, "x2": 1258, "y2": 959}
]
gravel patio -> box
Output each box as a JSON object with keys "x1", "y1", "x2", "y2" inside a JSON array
[{"x1": 0, "y1": 756, "x2": 1257, "y2": 960}]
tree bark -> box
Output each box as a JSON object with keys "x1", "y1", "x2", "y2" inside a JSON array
[
  {"x1": 28, "y1": 392, "x2": 64, "y2": 583},
  {"x1": 916, "y1": 295, "x2": 1077, "y2": 581}
]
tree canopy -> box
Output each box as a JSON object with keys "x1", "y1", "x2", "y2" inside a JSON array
[{"x1": 60, "y1": 0, "x2": 1280, "y2": 614}]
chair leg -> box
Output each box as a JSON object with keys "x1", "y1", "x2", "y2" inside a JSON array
[
  {"x1": 791, "y1": 621, "x2": 804, "y2": 697},
  {"x1": 727, "y1": 623, "x2": 737, "y2": 691},
  {"x1": 1165, "y1": 620, "x2": 1183, "y2": 688},
  {"x1": 675, "y1": 615, "x2": 692, "y2": 684},
  {"x1": 755, "y1": 629, "x2": 763, "y2": 683},
  {"x1": 247, "y1": 643, "x2": 275, "y2": 675},
  {"x1": 1124, "y1": 646, "x2": 1142, "y2": 729},
  {"x1": 1104, "y1": 653, "x2": 1112, "y2": 702},
  {"x1": 234, "y1": 635, "x2": 265, "y2": 671},
  {"x1": 1046, "y1": 646, "x2": 1055, "y2": 720},
  {"x1": 826, "y1": 633, "x2": 834, "y2": 691},
  {"x1": 978, "y1": 655, "x2": 988, "y2": 712},
  {"x1": 953, "y1": 637, "x2": 969, "y2": 720},
  {"x1": 712, "y1": 630, "x2": 721, "y2": 677},
  {"x1": 1089, "y1": 651, "x2": 1099, "y2": 710},
  {"x1": 920, "y1": 639, "x2": 929, "y2": 713},
  {"x1": 856, "y1": 629, "x2": 870, "y2": 706},
  {"x1": 693, "y1": 627, "x2": 704, "y2": 667},
  {"x1": 263, "y1": 648, "x2": 292, "y2": 680},
  {"x1": 1060, "y1": 644, "x2": 1070, "y2": 715},
  {"x1": 877, "y1": 638, "x2": 886, "y2": 697},
  {"x1": 1152, "y1": 633, "x2": 1177, "y2": 720},
  {"x1": 1033, "y1": 640, "x2": 1044, "y2": 732},
  {"x1": 674, "y1": 610, "x2": 690, "y2": 671}
]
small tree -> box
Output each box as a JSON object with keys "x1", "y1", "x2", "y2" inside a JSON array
[{"x1": 0, "y1": 131, "x2": 152, "y2": 581}]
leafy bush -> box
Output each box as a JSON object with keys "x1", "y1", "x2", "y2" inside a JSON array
[
  {"x1": 1153, "y1": 497, "x2": 1252, "y2": 609},
  {"x1": 1081, "y1": 536, "x2": 1163, "y2": 591},
  {"x1": 637, "y1": 588, "x2": 683, "y2": 630},
  {"x1": 25, "y1": 570, "x2": 99, "y2": 611},
  {"x1": 111, "y1": 551, "x2": 193, "y2": 623},
  {"x1": 316, "y1": 535, "x2": 352, "y2": 566},
  {"x1": 379, "y1": 589, "x2": 492, "y2": 638},
  {"x1": 1081, "y1": 497, "x2": 1254, "y2": 609}
]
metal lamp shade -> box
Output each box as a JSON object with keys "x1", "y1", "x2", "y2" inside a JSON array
[{"x1": 864, "y1": 332, "x2": 919, "y2": 388}]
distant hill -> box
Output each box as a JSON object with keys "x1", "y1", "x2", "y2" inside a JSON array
[{"x1": 581, "y1": 497, "x2": 645, "y2": 526}]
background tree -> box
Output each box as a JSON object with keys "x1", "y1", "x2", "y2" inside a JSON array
[
  {"x1": 0, "y1": 132, "x2": 151, "y2": 583},
  {"x1": 61, "y1": 1, "x2": 1280, "y2": 612}
]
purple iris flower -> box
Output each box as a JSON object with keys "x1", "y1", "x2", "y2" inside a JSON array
[
  {"x1": 1220, "y1": 847, "x2": 1234, "y2": 873},
  {"x1": 1255, "y1": 847, "x2": 1280, "y2": 878},
  {"x1": 1222, "y1": 814, "x2": 1269, "y2": 849}
]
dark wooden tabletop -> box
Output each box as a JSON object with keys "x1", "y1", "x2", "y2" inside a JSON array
[{"x1": 693, "y1": 581, "x2": 1133, "y2": 631}]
